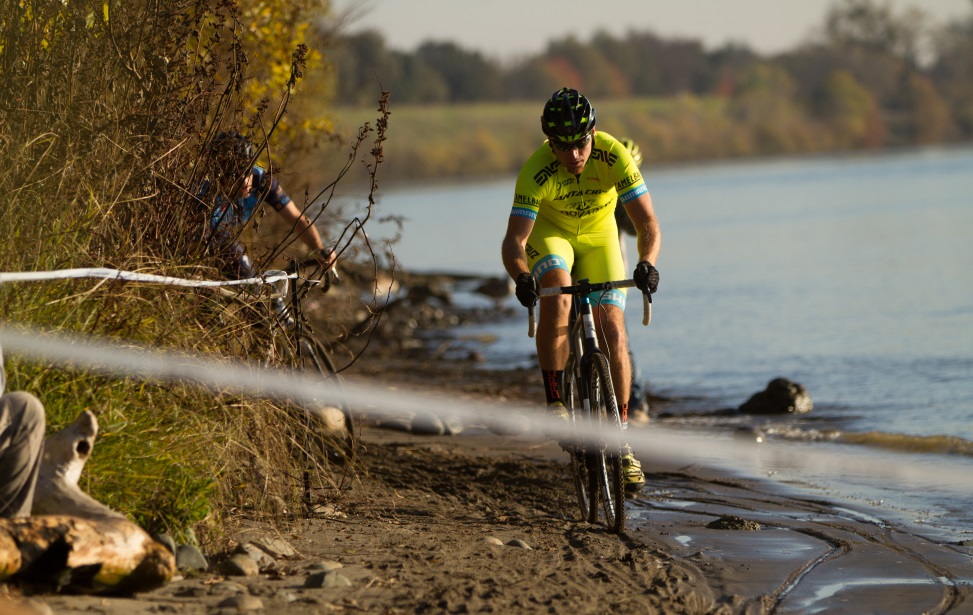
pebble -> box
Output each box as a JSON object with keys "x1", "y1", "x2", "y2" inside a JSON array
[
  {"x1": 273, "y1": 589, "x2": 300, "y2": 603},
  {"x1": 307, "y1": 560, "x2": 344, "y2": 573},
  {"x1": 377, "y1": 417, "x2": 413, "y2": 432},
  {"x1": 253, "y1": 536, "x2": 298, "y2": 559},
  {"x1": 486, "y1": 413, "x2": 531, "y2": 436},
  {"x1": 483, "y1": 536, "x2": 504, "y2": 546},
  {"x1": 442, "y1": 415, "x2": 464, "y2": 435},
  {"x1": 410, "y1": 411, "x2": 445, "y2": 435},
  {"x1": 220, "y1": 553, "x2": 261, "y2": 577},
  {"x1": 153, "y1": 533, "x2": 176, "y2": 554},
  {"x1": 304, "y1": 570, "x2": 353, "y2": 588},
  {"x1": 236, "y1": 542, "x2": 276, "y2": 568},
  {"x1": 505, "y1": 539, "x2": 532, "y2": 550},
  {"x1": 217, "y1": 594, "x2": 264, "y2": 611},
  {"x1": 175, "y1": 544, "x2": 208, "y2": 571}
]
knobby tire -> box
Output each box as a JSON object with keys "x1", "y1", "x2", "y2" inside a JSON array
[
  {"x1": 563, "y1": 328, "x2": 591, "y2": 522},
  {"x1": 586, "y1": 352, "x2": 625, "y2": 534}
]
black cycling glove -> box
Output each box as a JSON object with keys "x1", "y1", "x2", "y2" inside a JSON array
[
  {"x1": 514, "y1": 272, "x2": 539, "y2": 308},
  {"x1": 633, "y1": 261, "x2": 660, "y2": 294}
]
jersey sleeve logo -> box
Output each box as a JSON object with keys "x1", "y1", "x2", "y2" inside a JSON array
[
  {"x1": 515, "y1": 194, "x2": 540, "y2": 207},
  {"x1": 617, "y1": 183, "x2": 648, "y2": 204},
  {"x1": 616, "y1": 170, "x2": 643, "y2": 191}
]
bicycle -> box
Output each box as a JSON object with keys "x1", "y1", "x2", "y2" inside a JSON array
[
  {"x1": 213, "y1": 257, "x2": 352, "y2": 515},
  {"x1": 268, "y1": 258, "x2": 357, "y2": 485},
  {"x1": 527, "y1": 278, "x2": 651, "y2": 534}
]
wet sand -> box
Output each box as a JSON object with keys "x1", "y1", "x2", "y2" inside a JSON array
[
  {"x1": 16, "y1": 416, "x2": 973, "y2": 614},
  {"x1": 7, "y1": 302, "x2": 973, "y2": 613}
]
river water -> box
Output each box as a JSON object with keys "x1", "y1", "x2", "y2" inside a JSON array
[{"x1": 357, "y1": 146, "x2": 973, "y2": 541}]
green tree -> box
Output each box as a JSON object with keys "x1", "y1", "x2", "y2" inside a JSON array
[
  {"x1": 328, "y1": 29, "x2": 401, "y2": 106},
  {"x1": 903, "y1": 73, "x2": 951, "y2": 143},
  {"x1": 731, "y1": 63, "x2": 816, "y2": 153},
  {"x1": 541, "y1": 35, "x2": 629, "y2": 98},
  {"x1": 503, "y1": 58, "x2": 562, "y2": 99},
  {"x1": 824, "y1": 0, "x2": 926, "y2": 66},
  {"x1": 930, "y1": 5, "x2": 973, "y2": 136},
  {"x1": 393, "y1": 53, "x2": 450, "y2": 103},
  {"x1": 415, "y1": 41, "x2": 503, "y2": 102},
  {"x1": 815, "y1": 69, "x2": 885, "y2": 147}
]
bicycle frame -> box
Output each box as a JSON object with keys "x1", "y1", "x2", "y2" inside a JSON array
[{"x1": 571, "y1": 291, "x2": 607, "y2": 381}]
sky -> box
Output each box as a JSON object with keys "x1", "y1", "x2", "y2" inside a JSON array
[{"x1": 331, "y1": 0, "x2": 972, "y2": 61}]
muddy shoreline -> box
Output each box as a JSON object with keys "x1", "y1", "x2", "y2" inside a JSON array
[{"x1": 12, "y1": 272, "x2": 973, "y2": 613}]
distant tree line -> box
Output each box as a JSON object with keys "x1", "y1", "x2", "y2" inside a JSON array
[{"x1": 324, "y1": 0, "x2": 973, "y2": 147}]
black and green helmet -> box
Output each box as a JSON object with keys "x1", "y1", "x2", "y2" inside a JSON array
[{"x1": 540, "y1": 87, "x2": 596, "y2": 143}]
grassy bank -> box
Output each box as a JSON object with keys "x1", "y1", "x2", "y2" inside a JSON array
[{"x1": 0, "y1": 0, "x2": 385, "y2": 547}]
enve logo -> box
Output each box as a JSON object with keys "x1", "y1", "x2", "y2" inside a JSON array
[
  {"x1": 533, "y1": 161, "x2": 560, "y2": 186},
  {"x1": 591, "y1": 148, "x2": 618, "y2": 166}
]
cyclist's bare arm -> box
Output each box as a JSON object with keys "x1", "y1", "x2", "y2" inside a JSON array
[
  {"x1": 501, "y1": 214, "x2": 535, "y2": 280},
  {"x1": 277, "y1": 201, "x2": 329, "y2": 259},
  {"x1": 622, "y1": 191, "x2": 661, "y2": 266}
]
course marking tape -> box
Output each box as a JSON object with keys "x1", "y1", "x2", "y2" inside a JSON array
[{"x1": 0, "y1": 268, "x2": 294, "y2": 288}]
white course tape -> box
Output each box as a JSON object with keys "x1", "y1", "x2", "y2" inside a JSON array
[
  {"x1": 0, "y1": 326, "x2": 970, "y2": 499},
  {"x1": 0, "y1": 267, "x2": 294, "y2": 288}
]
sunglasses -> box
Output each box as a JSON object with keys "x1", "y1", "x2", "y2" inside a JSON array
[{"x1": 551, "y1": 133, "x2": 592, "y2": 152}]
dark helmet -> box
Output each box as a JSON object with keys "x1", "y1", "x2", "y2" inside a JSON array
[
  {"x1": 540, "y1": 87, "x2": 596, "y2": 143},
  {"x1": 618, "y1": 137, "x2": 643, "y2": 167},
  {"x1": 209, "y1": 130, "x2": 255, "y2": 179}
]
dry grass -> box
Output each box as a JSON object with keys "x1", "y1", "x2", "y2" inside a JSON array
[{"x1": 0, "y1": 0, "x2": 389, "y2": 546}]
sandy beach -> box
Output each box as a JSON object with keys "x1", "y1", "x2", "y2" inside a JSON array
[{"x1": 8, "y1": 351, "x2": 966, "y2": 615}]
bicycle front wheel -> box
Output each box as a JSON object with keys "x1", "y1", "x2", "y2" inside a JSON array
[
  {"x1": 586, "y1": 352, "x2": 625, "y2": 534},
  {"x1": 563, "y1": 333, "x2": 590, "y2": 522},
  {"x1": 298, "y1": 334, "x2": 355, "y2": 456}
]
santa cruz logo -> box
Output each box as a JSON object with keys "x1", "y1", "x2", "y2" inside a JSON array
[{"x1": 553, "y1": 188, "x2": 606, "y2": 202}]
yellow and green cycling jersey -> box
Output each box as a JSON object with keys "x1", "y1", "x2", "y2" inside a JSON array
[
  {"x1": 510, "y1": 131, "x2": 647, "y2": 309},
  {"x1": 510, "y1": 131, "x2": 646, "y2": 235}
]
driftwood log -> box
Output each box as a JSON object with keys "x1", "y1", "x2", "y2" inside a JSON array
[{"x1": 0, "y1": 410, "x2": 175, "y2": 594}]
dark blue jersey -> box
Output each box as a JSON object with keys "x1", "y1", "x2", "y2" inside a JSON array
[{"x1": 207, "y1": 166, "x2": 291, "y2": 234}]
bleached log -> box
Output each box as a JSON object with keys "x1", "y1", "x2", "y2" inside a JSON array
[
  {"x1": 0, "y1": 515, "x2": 174, "y2": 594},
  {"x1": 0, "y1": 410, "x2": 175, "y2": 594},
  {"x1": 31, "y1": 410, "x2": 121, "y2": 519}
]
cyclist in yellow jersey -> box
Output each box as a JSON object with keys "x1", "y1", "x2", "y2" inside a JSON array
[{"x1": 501, "y1": 88, "x2": 661, "y2": 493}]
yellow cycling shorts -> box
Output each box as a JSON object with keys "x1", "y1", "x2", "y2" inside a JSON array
[{"x1": 525, "y1": 214, "x2": 627, "y2": 310}]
